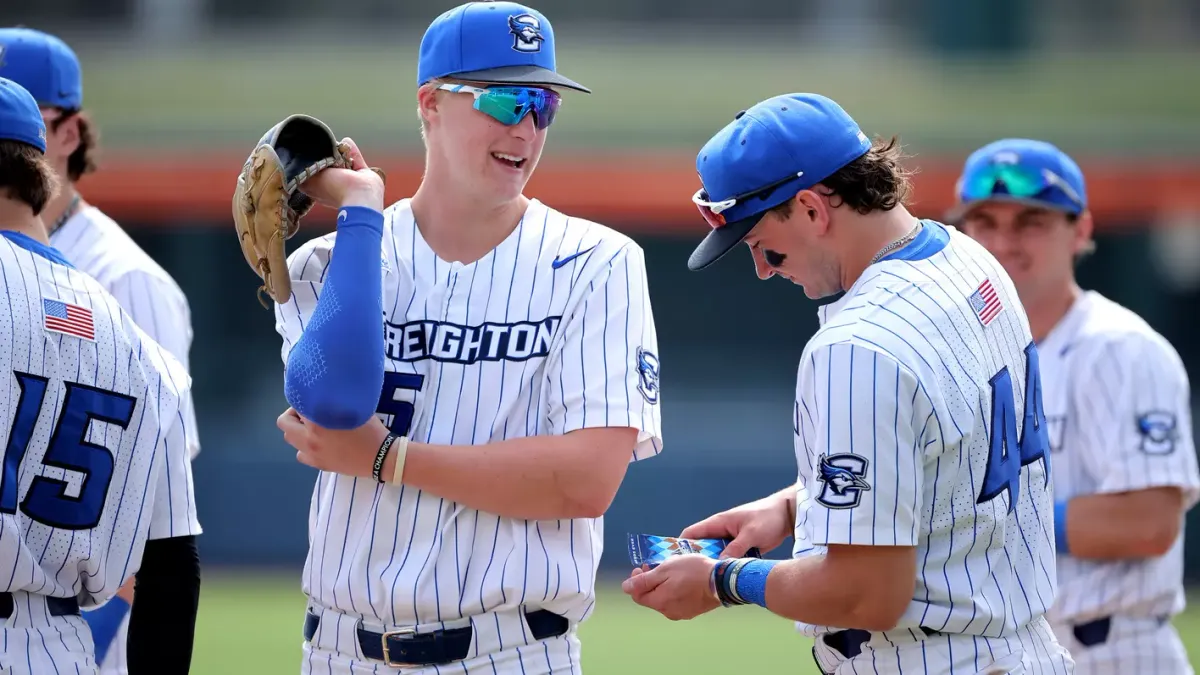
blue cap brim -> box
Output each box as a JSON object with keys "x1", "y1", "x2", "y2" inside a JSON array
[
  {"x1": 687, "y1": 210, "x2": 768, "y2": 271},
  {"x1": 448, "y1": 65, "x2": 590, "y2": 93}
]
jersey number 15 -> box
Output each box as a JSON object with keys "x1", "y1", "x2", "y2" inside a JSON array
[
  {"x1": 978, "y1": 342, "x2": 1051, "y2": 513},
  {"x1": 1, "y1": 373, "x2": 136, "y2": 530}
]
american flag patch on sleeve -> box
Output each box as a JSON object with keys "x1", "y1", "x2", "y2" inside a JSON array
[
  {"x1": 968, "y1": 278, "x2": 1004, "y2": 326},
  {"x1": 43, "y1": 298, "x2": 96, "y2": 341}
]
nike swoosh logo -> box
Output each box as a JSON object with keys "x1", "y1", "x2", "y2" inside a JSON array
[{"x1": 551, "y1": 245, "x2": 596, "y2": 270}]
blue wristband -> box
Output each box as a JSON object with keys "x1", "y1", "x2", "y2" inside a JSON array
[
  {"x1": 1054, "y1": 501, "x2": 1070, "y2": 554},
  {"x1": 733, "y1": 559, "x2": 781, "y2": 609},
  {"x1": 81, "y1": 596, "x2": 130, "y2": 663}
]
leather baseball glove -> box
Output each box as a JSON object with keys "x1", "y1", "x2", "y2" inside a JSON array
[{"x1": 233, "y1": 114, "x2": 366, "y2": 307}]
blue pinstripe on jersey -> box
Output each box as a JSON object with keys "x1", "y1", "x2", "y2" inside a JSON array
[
  {"x1": 793, "y1": 222, "x2": 1064, "y2": 671},
  {"x1": 1030, "y1": 289, "x2": 1199, "y2": 672},
  {"x1": 281, "y1": 199, "x2": 663, "y2": 672},
  {"x1": 0, "y1": 230, "x2": 192, "y2": 674}
]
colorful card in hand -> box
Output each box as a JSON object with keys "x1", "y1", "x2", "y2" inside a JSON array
[{"x1": 627, "y1": 533, "x2": 762, "y2": 568}]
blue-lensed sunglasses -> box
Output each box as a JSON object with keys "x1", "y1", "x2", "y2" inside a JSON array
[
  {"x1": 437, "y1": 84, "x2": 562, "y2": 130},
  {"x1": 959, "y1": 162, "x2": 1084, "y2": 210}
]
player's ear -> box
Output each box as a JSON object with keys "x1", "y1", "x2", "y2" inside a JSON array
[
  {"x1": 416, "y1": 83, "x2": 442, "y2": 128},
  {"x1": 1071, "y1": 210, "x2": 1096, "y2": 259},
  {"x1": 45, "y1": 111, "x2": 81, "y2": 158},
  {"x1": 794, "y1": 189, "x2": 829, "y2": 231}
]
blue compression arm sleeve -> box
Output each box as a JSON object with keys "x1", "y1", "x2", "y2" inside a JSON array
[{"x1": 284, "y1": 206, "x2": 386, "y2": 430}]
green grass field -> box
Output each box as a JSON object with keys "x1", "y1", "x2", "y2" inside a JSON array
[{"x1": 191, "y1": 571, "x2": 1200, "y2": 673}]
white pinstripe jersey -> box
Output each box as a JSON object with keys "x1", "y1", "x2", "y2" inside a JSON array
[
  {"x1": 50, "y1": 206, "x2": 201, "y2": 464},
  {"x1": 791, "y1": 222, "x2": 1058, "y2": 640},
  {"x1": 0, "y1": 231, "x2": 197, "y2": 608},
  {"x1": 274, "y1": 198, "x2": 663, "y2": 628},
  {"x1": 1038, "y1": 290, "x2": 1200, "y2": 625}
]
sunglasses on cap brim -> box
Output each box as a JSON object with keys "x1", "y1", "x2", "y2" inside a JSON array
[
  {"x1": 437, "y1": 83, "x2": 562, "y2": 130},
  {"x1": 691, "y1": 171, "x2": 805, "y2": 230},
  {"x1": 958, "y1": 163, "x2": 1084, "y2": 209}
]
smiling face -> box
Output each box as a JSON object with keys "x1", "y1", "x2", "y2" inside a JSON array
[
  {"x1": 418, "y1": 80, "x2": 551, "y2": 208},
  {"x1": 958, "y1": 200, "x2": 1093, "y2": 307}
]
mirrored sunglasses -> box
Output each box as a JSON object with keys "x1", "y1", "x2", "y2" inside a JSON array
[
  {"x1": 437, "y1": 84, "x2": 562, "y2": 130},
  {"x1": 959, "y1": 163, "x2": 1083, "y2": 208}
]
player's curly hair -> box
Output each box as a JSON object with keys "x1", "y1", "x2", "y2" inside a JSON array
[
  {"x1": 770, "y1": 135, "x2": 914, "y2": 219},
  {"x1": 0, "y1": 140, "x2": 60, "y2": 216},
  {"x1": 48, "y1": 109, "x2": 100, "y2": 182}
]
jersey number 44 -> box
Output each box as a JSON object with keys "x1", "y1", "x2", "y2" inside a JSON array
[{"x1": 979, "y1": 342, "x2": 1051, "y2": 513}]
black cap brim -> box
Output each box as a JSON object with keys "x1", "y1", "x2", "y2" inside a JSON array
[
  {"x1": 687, "y1": 211, "x2": 768, "y2": 271},
  {"x1": 944, "y1": 195, "x2": 1080, "y2": 225},
  {"x1": 449, "y1": 65, "x2": 590, "y2": 94}
]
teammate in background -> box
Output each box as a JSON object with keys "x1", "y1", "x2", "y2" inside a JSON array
[
  {"x1": 952, "y1": 138, "x2": 1200, "y2": 673},
  {"x1": 0, "y1": 27, "x2": 204, "y2": 675},
  {"x1": 621, "y1": 94, "x2": 1074, "y2": 674},
  {"x1": 0, "y1": 77, "x2": 200, "y2": 674},
  {"x1": 270, "y1": 3, "x2": 663, "y2": 672}
]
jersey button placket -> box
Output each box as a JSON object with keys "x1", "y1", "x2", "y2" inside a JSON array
[{"x1": 443, "y1": 263, "x2": 464, "y2": 321}]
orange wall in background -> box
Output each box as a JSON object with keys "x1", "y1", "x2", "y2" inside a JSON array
[{"x1": 78, "y1": 152, "x2": 1200, "y2": 232}]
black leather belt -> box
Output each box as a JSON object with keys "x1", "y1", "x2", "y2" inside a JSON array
[
  {"x1": 1072, "y1": 615, "x2": 1168, "y2": 648},
  {"x1": 0, "y1": 592, "x2": 80, "y2": 619},
  {"x1": 815, "y1": 626, "x2": 940, "y2": 672},
  {"x1": 303, "y1": 608, "x2": 569, "y2": 667},
  {"x1": 1072, "y1": 617, "x2": 1111, "y2": 647}
]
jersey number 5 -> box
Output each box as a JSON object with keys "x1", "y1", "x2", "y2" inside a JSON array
[
  {"x1": 978, "y1": 342, "x2": 1051, "y2": 513},
  {"x1": 1, "y1": 373, "x2": 137, "y2": 530},
  {"x1": 378, "y1": 372, "x2": 427, "y2": 436}
]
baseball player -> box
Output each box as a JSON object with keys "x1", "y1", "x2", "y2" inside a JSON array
[
  {"x1": 621, "y1": 93, "x2": 1076, "y2": 674},
  {"x1": 0, "y1": 27, "x2": 204, "y2": 675},
  {"x1": 951, "y1": 138, "x2": 1200, "y2": 673},
  {"x1": 268, "y1": 3, "x2": 663, "y2": 673},
  {"x1": 0, "y1": 77, "x2": 200, "y2": 674}
]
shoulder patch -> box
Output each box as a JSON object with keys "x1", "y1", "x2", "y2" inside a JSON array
[
  {"x1": 636, "y1": 347, "x2": 660, "y2": 405},
  {"x1": 1138, "y1": 411, "x2": 1178, "y2": 455},
  {"x1": 815, "y1": 453, "x2": 871, "y2": 509}
]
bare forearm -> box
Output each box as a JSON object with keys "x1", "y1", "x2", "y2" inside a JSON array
[
  {"x1": 386, "y1": 428, "x2": 636, "y2": 520},
  {"x1": 763, "y1": 552, "x2": 912, "y2": 630},
  {"x1": 1061, "y1": 488, "x2": 1184, "y2": 560}
]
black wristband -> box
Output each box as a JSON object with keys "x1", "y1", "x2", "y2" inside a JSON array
[
  {"x1": 716, "y1": 558, "x2": 753, "y2": 607},
  {"x1": 372, "y1": 434, "x2": 398, "y2": 483},
  {"x1": 713, "y1": 558, "x2": 746, "y2": 607}
]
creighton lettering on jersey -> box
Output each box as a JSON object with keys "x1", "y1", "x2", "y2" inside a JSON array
[
  {"x1": 275, "y1": 198, "x2": 663, "y2": 635},
  {"x1": 385, "y1": 316, "x2": 562, "y2": 364},
  {"x1": 792, "y1": 222, "x2": 1068, "y2": 673},
  {"x1": 1039, "y1": 291, "x2": 1200, "y2": 626},
  {"x1": 0, "y1": 232, "x2": 194, "y2": 608}
]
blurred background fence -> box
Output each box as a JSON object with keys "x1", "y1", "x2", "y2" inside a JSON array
[{"x1": 5, "y1": 0, "x2": 1200, "y2": 580}]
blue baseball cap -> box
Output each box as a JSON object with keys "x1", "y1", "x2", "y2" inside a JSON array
[
  {"x1": 417, "y1": 1, "x2": 589, "y2": 93},
  {"x1": 688, "y1": 93, "x2": 872, "y2": 271},
  {"x1": 948, "y1": 138, "x2": 1087, "y2": 223},
  {"x1": 0, "y1": 77, "x2": 48, "y2": 153},
  {"x1": 0, "y1": 27, "x2": 83, "y2": 110}
]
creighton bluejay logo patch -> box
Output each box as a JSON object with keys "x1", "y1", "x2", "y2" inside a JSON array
[
  {"x1": 508, "y1": 14, "x2": 544, "y2": 53},
  {"x1": 1138, "y1": 411, "x2": 1178, "y2": 455},
  {"x1": 815, "y1": 453, "x2": 871, "y2": 509},
  {"x1": 636, "y1": 347, "x2": 660, "y2": 405}
]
